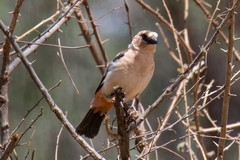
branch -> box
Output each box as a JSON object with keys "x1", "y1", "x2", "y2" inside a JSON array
[
  {"x1": 0, "y1": 0, "x2": 24, "y2": 145},
  {"x1": 74, "y1": 4, "x2": 105, "y2": 74},
  {"x1": 200, "y1": 122, "x2": 240, "y2": 134},
  {"x1": 217, "y1": 0, "x2": 235, "y2": 159},
  {"x1": 17, "y1": 40, "x2": 89, "y2": 50},
  {"x1": 57, "y1": 37, "x2": 80, "y2": 94},
  {"x1": 114, "y1": 87, "x2": 130, "y2": 159},
  {"x1": 55, "y1": 113, "x2": 65, "y2": 160},
  {"x1": 0, "y1": 20, "x2": 105, "y2": 160},
  {"x1": 124, "y1": 0, "x2": 133, "y2": 40},
  {"x1": 83, "y1": 1, "x2": 109, "y2": 66},
  {"x1": 16, "y1": 11, "x2": 60, "y2": 41},
  {"x1": 0, "y1": 133, "x2": 19, "y2": 160}
]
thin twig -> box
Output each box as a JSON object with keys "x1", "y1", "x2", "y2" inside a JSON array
[
  {"x1": 204, "y1": 0, "x2": 221, "y2": 42},
  {"x1": 176, "y1": 110, "x2": 208, "y2": 160},
  {"x1": 124, "y1": 0, "x2": 133, "y2": 40},
  {"x1": 16, "y1": 11, "x2": 60, "y2": 41},
  {"x1": 17, "y1": 40, "x2": 89, "y2": 50},
  {"x1": 55, "y1": 112, "x2": 65, "y2": 160},
  {"x1": 137, "y1": 139, "x2": 184, "y2": 160},
  {"x1": 183, "y1": 0, "x2": 190, "y2": 47},
  {"x1": 57, "y1": 37, "x2": 80, "y2": 94},
  {"x1": 183, "y1": 78, "x2": 194, "y2": 160},
  {"x1": 24, "y1": 130, "x2": 35, "y2": 160},
  {"x1": 31, "y1": 149, "x2": 36, "y2": 160},
  {"x1": 104, "y1": 115, "x2": 118, "y2": 140},
  {"x1": 17, "y1": 107, "x2": 43, "y2": 146}
]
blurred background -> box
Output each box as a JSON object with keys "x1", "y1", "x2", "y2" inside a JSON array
[{"x1": 0, "y1": 0, "x2": 240, "y2": 159}]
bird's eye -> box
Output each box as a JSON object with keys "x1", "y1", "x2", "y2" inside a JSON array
[
  {"x1": 141, "y1": 32, "x2": 158, "y2": 44},
  {"x1": 141, "y1": 34, "x2": 148, "y2": 42}
]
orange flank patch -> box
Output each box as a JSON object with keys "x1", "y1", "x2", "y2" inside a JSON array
[{"x1": 91, "y1": 89, "x2": 113, "y2": 115}]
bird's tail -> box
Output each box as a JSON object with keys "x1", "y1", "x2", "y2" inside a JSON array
[{"x1": 76, "y1": 109, "x2": 105, "y2": 138}]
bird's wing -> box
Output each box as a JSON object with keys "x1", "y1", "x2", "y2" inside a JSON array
[{"x1": 94, "y1": 50, "x2": 127, "y2": 94}]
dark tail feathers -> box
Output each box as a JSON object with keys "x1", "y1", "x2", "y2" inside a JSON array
[{"x1": 76, "y1": 109, "x2": 105, "y2": 138}]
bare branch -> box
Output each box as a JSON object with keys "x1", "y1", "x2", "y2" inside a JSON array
[
  {"x1": 24, "y1": 130, "x2": 36, "y2": 160},
  {"x1": 16, "y1": 40, "x2": 89, "y2": 50},
  {"x1": 113, "y1": 87, "x2": 130, "y2": 159},
  {"x1": 0, "y1": 0, "x2": 24, "y2": 146},
  {"x1": 124, "y1": 0, "x2": 133, "y2": 40},
  {"x1": 57, "y1": 37, "x2": 80, "y2": 94},
  {"x1": 74, "y1": 4, "x2": 105, "y2": 74},
  {"x1": 0, "y1": 133, "x2": 19, "y2": 160},
  {"x1": 201, "y1": 122, "x2": 240, "y2": 134},
  {"x1": 16, "y1": 11, "x2": 60, "y2": 41},
  {"x1": 84, "y1": 1, "x2": 109, "y2": 65},
  {"x1": 217, "y1": 0, "x2": 235, "y2": 159},
  {"x1": 55, "y1": 113, "x2": 65, "y2": 160}
]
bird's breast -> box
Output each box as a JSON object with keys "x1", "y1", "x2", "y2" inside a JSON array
[{"x1": 102, "y1": 53, "x2": 154, "y2": 101}]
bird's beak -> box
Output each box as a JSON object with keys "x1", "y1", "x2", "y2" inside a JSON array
[{"x1": 147, "y1": 35, "x2": 158, "y2": 45}]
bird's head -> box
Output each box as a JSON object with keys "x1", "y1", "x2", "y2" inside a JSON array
[{"x1": 130, "y1": 30, "x2": 158, "y2": 52}]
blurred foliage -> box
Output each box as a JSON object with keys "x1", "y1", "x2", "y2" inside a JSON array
[{"x1": 1, "y1": 0, "x2": 240, "y2": 159}]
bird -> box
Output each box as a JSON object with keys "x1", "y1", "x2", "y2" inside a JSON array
[{"x1": 76, "y1": 30, "x2": 158, "y2": 138}]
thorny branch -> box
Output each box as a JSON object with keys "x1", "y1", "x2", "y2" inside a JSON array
[
  {"x1": 217, "y1": 0, "x2": 235, "y2": 159},
  {"x1": 0, "y1": 0, "x2": 24, "y2": 147},
  {"x1": 74, "y1": 3, "x2": 106, "y2": 74},
  {"x1": 83, "y1": 0, "x2": 109, "y2": 66}
]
